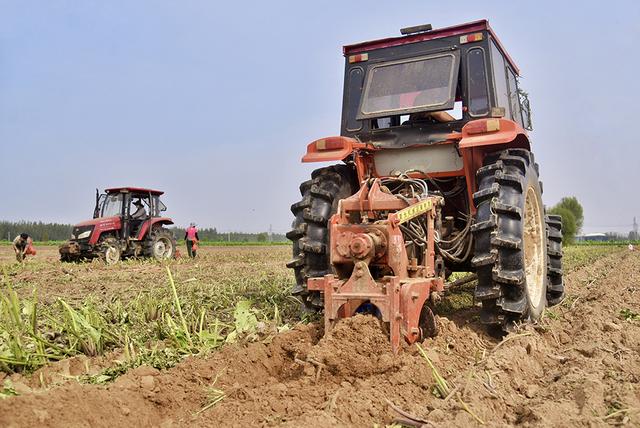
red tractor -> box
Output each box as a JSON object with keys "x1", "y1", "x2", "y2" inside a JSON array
[
  {"x1": 59, "y1": 187, "x2": 177, "y2": 264},
  {"x1": 287, "y1": 20, "x2": 564, "y2": 352}
]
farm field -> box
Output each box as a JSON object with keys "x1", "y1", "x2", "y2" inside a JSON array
[{"x1": 0, "y1": 244, "x2": 639, "y2": 426}]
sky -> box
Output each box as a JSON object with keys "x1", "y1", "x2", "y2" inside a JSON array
[{"x1": 0, "y1": 0, "x2": 639, "y2": 235}]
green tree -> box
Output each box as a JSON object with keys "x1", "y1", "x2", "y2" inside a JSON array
[
  {"x1": 555, "y1": 197, "x2": 584, "y2": 234},
  {"x1": 256, "y1": 232, "x2": 268, "y2": 242},
  {"x1": 548, "y1": 206, "x2": 577, "y2": 245}
]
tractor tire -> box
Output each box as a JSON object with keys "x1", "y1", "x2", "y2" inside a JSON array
[
  {"x1": 471, "y1": 148, "x2": 548, "y2": 331},
  {"x1": 145, "y1": 227, "x2": 176, "y2": 261},
  {"x1": 286, "y1": 164, "x2": 359, "y2": 311},
  {"x1": 99, "y1": 237, "x2": 121, "y2": 265},
  {"x1": 545, "y1": 214, "x2": 564, "y2": 306}
]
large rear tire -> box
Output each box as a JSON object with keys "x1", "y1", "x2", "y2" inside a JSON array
[
  {"x1": 471, "y1": 149, "x2": 548, "y2": 331},
  {"x1": 286, "y1": 165, "x2": 358, "y2": 311}
]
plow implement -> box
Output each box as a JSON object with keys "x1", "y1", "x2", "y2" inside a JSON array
[{"x1": 307, "y1": 179, "x2": 444, "y2": 353}]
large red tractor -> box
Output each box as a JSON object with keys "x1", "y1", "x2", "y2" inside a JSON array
[
  {"x1": 59, "y1": 187, "x2": 176, "y2": 264},
  {"x1": 287, "y1": 20, "x2": 564, "y2": 352}
]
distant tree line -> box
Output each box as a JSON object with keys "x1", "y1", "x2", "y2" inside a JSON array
[
  {"x1": 169, "y1": 227, "x2": 287, "y2": 242},
  {"x1": 0, "y1": 221, "x2": 287, "y2": 243},
  {"x1": 0, "y1": 221, "x2": 72, "y2": 242}
]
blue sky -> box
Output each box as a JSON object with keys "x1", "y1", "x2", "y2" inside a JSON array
[{"x1": 0, "y1": 0, "x2": 638, "y2": 235}]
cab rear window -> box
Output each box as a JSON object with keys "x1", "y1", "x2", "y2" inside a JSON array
[{"x1": 359, "y1": 52, "x2": 459, "y2": 119}]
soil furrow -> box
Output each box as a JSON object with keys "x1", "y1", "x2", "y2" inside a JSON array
[{"x1": 1, "y1": 250, "x2": 638, "y2": 427}]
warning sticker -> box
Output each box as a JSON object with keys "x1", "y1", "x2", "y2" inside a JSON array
[{"x1": 396, "y1": 200, "x2": 433, "y2": 224}]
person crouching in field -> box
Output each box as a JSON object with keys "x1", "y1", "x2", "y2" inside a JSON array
[
  {"x1": 13, "y1": 233, "x2": 36, "y2": 262},
  {"x1": 184, "y1": 223, "x2": 199, "y2": 258}
]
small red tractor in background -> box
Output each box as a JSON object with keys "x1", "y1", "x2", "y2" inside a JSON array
[
  {"x1": 287, "y1": 20, "x2": 564, "y2": 352},
  {"x1": 59, "y1": 187, "x2": 176, "y2": 264}
]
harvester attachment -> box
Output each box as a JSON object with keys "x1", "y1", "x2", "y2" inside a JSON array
[{"x1": 307, "y1": 178, "x2": 444, "y2": 353}]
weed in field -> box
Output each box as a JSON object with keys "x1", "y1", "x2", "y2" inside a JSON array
[
  {"x1": 562, "y1": 245, "x2": 623, "y2": 272},
  {"x1": 620, "y1": 308, "x2": 640, "y2": 322},
  {"x1": 197, "y1": 373, "x2": 226, "y2": 414},
  {"x1": 416, "y1": 343, "x2": 450, "y2": 398},
  {"x1": 0, "y1": 248, "x2": 299, "y2": 380},
  {"x1": 0, "y1": 380, "x2": 18, "y2": 399}
]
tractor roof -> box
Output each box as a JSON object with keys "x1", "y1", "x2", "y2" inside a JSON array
[
  {"x1": 343, "y1": 19, "x2": 520, "y2": 75},
  {"x1": 105, "y1": 187, "x2": 164, "y2": 196}
]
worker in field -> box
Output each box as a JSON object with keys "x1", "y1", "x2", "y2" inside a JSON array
[
  {"x1": 12, "y1": 233, "x2": 35, "y2": 262},
  {"x1": 184, "y1": 222, "x2": 199, "y2": 258}
]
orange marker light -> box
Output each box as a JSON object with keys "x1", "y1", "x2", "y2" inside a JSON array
[
  {"x1": 348, "y1": 53, "x2": 369, "y2": 63},
  {"x1": 315, "y1": 138, "x2": 345, "y2": 151},
  {"x1": 460, "y1": 33, "x2": 484, "y2": 44},
  {"x1": 466, "y1": 119, "x2": 501, "y2": 135}
]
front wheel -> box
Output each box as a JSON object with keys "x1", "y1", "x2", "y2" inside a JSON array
[
  {"x1": 471, "y1": 149, "x2": 548, "y2": 331},
  {"x1": 99, "y1": 237, "x2": 121, "y2": 265}
]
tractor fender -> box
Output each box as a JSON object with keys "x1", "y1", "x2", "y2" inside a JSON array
[
  {"x1": 458, "y1": 118, "x2": 530, "y2": 151},
  {"x1": 137, "y1": 218, "x2": 174, "y2": 240}
]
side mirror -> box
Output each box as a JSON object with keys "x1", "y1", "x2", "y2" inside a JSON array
[{"x1": 518, "y1": 89, "x2": 533, "y2": 131}]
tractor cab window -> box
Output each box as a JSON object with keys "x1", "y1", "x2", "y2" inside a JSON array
[
  {"x1": 101, "y1": 193, "x2": 123, "y2": 217},
  {"x1": 490, "y1": 40, "x2": 511, "y2": 119},
  {"x1": 130, "y1": 196, "x2": 150, "y2": 219},
  {"x1": 371, "y1": 75, "x2": 463, "y2": 129},
  {"x1": 345, "y1": 67, "x2": 364, "y2": 131},
  {"x1": 359, "y1": 52, "x2": 459, "y2": 119},
  {"x1": 467, "y1": 48, "x2": 490, "y2": 116},
  {"x1": 150, "y1": 196, "x2": 167, "y2": 217},
  {"x1": 506, "y1": 68, "x2": 523, "y2": 126}
]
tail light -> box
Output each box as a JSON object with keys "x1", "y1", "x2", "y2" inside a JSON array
[
  {"x1": 465, "y1": 119, "x2": 501, "y2": 135},
  {"x1": 348, "y1": 53, "x2": 369, "y2": 63},
  {"x1": 460, "y1": 32, "x2": 483, "y2": 44},
  {"x1": 314, "y1": 138, "x2": 347, "y2": 151},
  {"x1": 302, "y1": 136, "x2": 359, "y2": 163}
]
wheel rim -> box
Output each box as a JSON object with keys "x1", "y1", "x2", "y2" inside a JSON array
[
  {"x1": 104, "y1": 246, "x2": 119, "y2": 264},
  {"x1": 154, "y1": 237, "x2": 172, "y2": 259},
  {"x1": 523, "y1": 185, "x2": 545, "y2": 310}
]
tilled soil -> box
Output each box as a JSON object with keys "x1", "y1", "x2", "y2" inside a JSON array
[{"x1": 1, "y1": 250, "x2": 639, "y2": 427}]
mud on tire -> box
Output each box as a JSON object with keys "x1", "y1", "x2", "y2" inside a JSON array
[
  {"x1": 287, "y1": 165, "x2": 358, "y2": 311},
  {"x1": 471, "y1": 149, "x2": 548, "y2": 331},
  {"x1": 545, "y1": 214, "x2": 564, "y2": 306}
]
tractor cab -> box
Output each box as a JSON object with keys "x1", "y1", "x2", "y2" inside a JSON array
[
  {"x1": 94, "y1": 187, "x2": 168, "y2": 239},
  {"x1": 340, "y1": 20, "x2": 531, "y2": 148}
]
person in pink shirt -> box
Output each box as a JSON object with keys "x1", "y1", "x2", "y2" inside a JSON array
[{"x1": 184, "y1": 222, "x2": 199, "y2": 258}]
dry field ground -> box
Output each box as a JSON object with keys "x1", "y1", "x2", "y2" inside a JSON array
[{"x1": 0, "y1": 244, "x2": 639, "y2": 427}]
